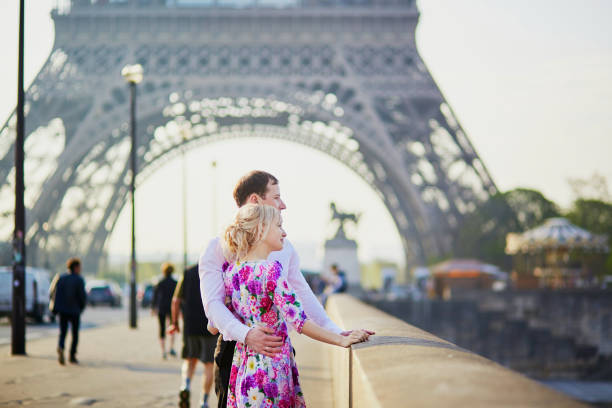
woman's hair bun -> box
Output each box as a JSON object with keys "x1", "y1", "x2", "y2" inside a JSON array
[{"x1": 222, "y1": 204, "x2": 279, "y2": 262}]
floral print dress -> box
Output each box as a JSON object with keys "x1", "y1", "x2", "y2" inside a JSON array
[{"x1": 223, "y1": 260, "x2": 308, "y2": 408}]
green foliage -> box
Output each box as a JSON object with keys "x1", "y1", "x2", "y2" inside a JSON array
[
  {"x1": 566, "y1": 199, "x2": 612, "y2": 275},
  {"x1": 504, "y1": 188, "x2": 560, "y2": 230},
  {"x1": 566, "y1": 199, "x2": 612, "y2": 236},
  {"x1": 453, "y1": 193, "x2": 516, "y2": 269},
  {"x1": 453, "y1": 188, "x2": 560, "y2": 269},
  {"x1": 606, "y1": 254, "x2": 612, "y2": 276}
]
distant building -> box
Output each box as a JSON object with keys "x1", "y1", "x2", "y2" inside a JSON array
[{"x1": 429, "y1": 259, "x2": 506, "y2": 299}]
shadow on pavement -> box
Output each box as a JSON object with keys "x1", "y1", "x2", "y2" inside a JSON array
[{"x1": 20, "y1": 352, "x2": 180, "y2": 375}]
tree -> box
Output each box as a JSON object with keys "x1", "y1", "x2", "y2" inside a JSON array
[
  {"x1": 452, "y1": 188, "x2": 560, "y2": 269},
  {"x1": 566, "y1": 199, "x2": 612, "y2": 276},
  {"x1": 503, "y1": 188, "x2": 560, "y2": 230},
  {"x1": 453, "y1": 193, "x2": 518, "y2": 269},
  {"x1": 566, "y1": 199, "x2": 612, "y2": 236}
]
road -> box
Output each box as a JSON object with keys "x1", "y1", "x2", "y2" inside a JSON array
[{"x1": 0, "y1": 304, "x2": 142, "y2": 346}]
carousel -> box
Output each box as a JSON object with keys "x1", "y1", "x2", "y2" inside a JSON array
[{"x1": 506, "y1": 218, "x2": 609, "y2": 289}]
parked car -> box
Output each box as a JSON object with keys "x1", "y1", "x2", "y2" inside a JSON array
[
  {"x1": 86, "y1": 280, "x2": 122, "y2": 307},
  {"x1": 0, "y1": 266, "x2": 52, "y2": 322}
]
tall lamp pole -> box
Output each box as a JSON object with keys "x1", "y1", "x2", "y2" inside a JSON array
[
  {"x1": 12, "y1": 0, "x2": 26, "y2": 355},
  {"x1": 181, "y1": 124, "x2": 189, "y2": 270},
  {"x1": 121, "y1": 64, "x2": 143, "y2": 329}
]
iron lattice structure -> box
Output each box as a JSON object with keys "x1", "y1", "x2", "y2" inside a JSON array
[{"x1": 0, "y1": 0, "x2": 496, "y2": 271}]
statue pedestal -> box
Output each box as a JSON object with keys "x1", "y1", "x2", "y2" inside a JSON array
[{"x1": 323, "y1": 231, "x2": 360, "y2": 287}]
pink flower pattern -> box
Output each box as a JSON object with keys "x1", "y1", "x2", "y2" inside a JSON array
[{"x1": 224, "y1": 260, "x2": 308, "y2": 408}]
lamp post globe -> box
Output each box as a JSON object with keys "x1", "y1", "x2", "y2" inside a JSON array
[{"x1": 121, "y1": 64, "x2": 143, "y2": 84}]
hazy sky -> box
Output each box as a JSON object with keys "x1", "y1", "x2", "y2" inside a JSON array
[{"x1": 1, "y1": 0, "x2": 611, "y2": 269}]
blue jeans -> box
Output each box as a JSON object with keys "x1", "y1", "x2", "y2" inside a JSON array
[{"x1": 58, "y1": 313, "x2": 80, "y2": 356}]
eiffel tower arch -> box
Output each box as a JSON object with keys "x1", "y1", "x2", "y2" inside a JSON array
[{"x1": 0, "y1": 0, "x2": 496, "y2": 272}]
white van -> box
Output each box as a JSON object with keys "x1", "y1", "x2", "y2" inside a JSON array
[{"x1": 0, "y1": 266, "x2": 52, "y2": 323}]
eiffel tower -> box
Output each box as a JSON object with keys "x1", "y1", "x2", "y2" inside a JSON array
[{"x1": 0, "y1": 0, "x2": 496, "y2": 271}]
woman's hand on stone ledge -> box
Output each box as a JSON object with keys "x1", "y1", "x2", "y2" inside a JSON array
[
  {"x1": 340, "y1": 330, "x2": 370, "y2": 348},
  {"x1": 340, "y1": 329, "x2": 375, "y2": 343}
]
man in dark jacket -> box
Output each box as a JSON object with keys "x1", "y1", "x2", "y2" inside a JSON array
[
  {"x1": 152, "y1": 262, "x2": 178, "y2": 359},
  {"x1": 51, "y1": 257, "x2": 87, "y2": 365}
]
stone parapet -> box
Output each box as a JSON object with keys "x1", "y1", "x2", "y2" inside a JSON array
[{"x1": 326, "y1": 294, "x2": 586, "y2": 408}]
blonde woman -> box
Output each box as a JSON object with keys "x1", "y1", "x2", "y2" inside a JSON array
[{"x1": 220, "y1": 204, "x2": 366, "y2": 408}]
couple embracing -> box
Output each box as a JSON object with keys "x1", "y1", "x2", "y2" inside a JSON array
[{"x1": 199, "y1": 171, "x2": 374, "y2": 408}]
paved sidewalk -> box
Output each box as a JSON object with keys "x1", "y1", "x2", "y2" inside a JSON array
[{"x1": 0, "y1": 315, "x2": 334, "y2": 407}]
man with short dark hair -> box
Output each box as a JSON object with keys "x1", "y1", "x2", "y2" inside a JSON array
[
  {"x1": 199, "y1": 170, "x2": 373, "y2": 407},
  {"x1": 231, "y1": 171, "x2": 278, "y2": 207},
  {"x1": 51, "y1": 257, "x2": 87, "y2": 365}
]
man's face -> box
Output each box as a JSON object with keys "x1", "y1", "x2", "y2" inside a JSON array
[{"x1": 260, "y1": 181, "x2": 286, "y2": 211}]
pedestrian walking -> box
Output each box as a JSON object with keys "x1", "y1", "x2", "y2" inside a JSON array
[
  {"x1": 50, "y1": 257, "x2": 87, "y2": 365},
  {"x1": 168, "y1": 265, "x2": 218, "y2": 408},
  {"x1": 153, "y1": 262, "x2": 178, "y2": 359}
]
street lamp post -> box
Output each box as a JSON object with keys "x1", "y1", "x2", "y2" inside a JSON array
[
  {"x1": 181, "y1": 125, "x2": 188, "y2": 270},
  {"x1": 121, "y1": 64, "x2": 143, "y2": 329},
  {"x1": 12, "y1": 0, "x2": 26, "y2": 356}
]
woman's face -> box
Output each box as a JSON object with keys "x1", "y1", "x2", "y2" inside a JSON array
[{"x1": 264, "y1": 214, "x2": 286, "y2": 252}]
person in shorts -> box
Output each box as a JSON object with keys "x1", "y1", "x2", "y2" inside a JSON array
[{"x1": 169, "y1": 265, "x2": 218, "y2": 408}]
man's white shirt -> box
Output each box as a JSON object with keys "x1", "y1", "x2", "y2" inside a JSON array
[{"x1": 199, "y1": 237, "x2": 343, "y2": 342}]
